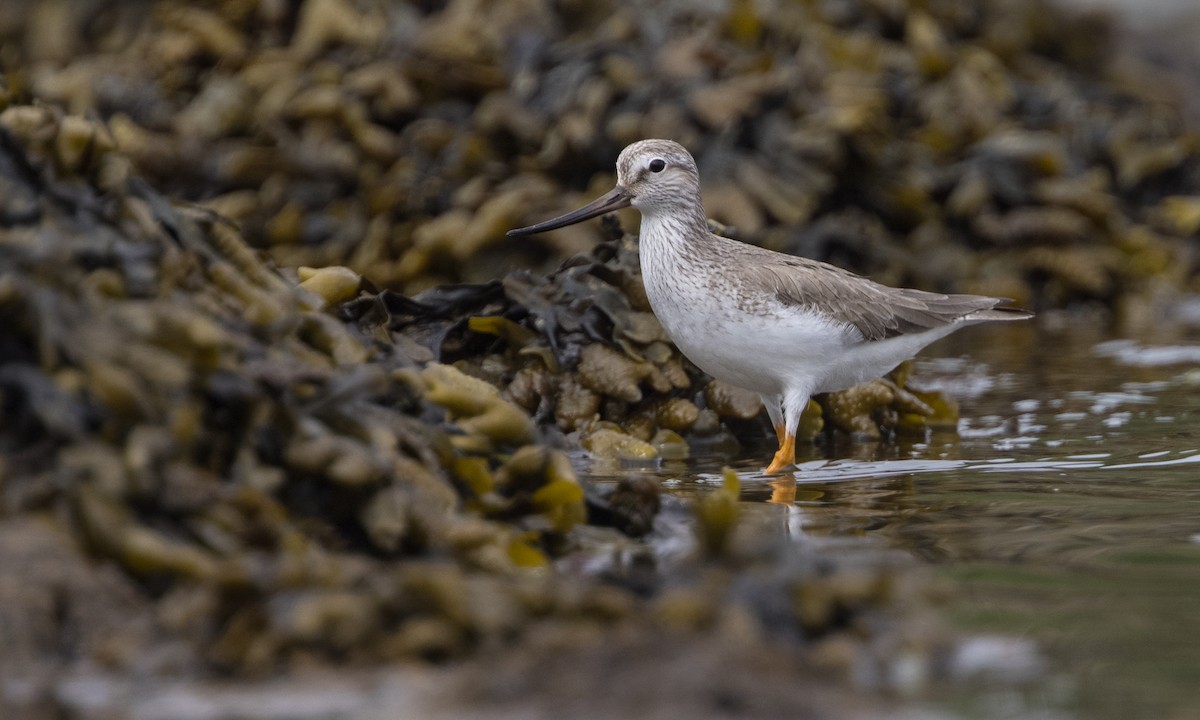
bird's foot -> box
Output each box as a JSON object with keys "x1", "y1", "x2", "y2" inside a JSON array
[
  {"x1": 764, "y1": 449, "x2": 795, "y2": 475},
  {"x1": 764, "y1": 430, "x2": 797, "y2": 475}
]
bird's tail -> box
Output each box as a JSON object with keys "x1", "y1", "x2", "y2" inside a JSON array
[{"x1": 964, "y1": 305, "x2": 1034, "y2": 322}]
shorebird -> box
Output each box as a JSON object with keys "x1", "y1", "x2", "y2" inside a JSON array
[{"x1": 508, "y1": 140, "x2": 1032, "y2": 474}]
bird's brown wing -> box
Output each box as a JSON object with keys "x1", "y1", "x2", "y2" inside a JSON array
[{"x1": 758, "y1": 256, "x2": 1019, "y2": 342}]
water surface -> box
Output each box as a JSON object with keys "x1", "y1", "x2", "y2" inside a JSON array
[{"x1": 585, "y1": 321, "x2": 1200, "y2": 719}]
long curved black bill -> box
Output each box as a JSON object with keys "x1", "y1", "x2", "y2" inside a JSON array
[{"x1": 506, "y1": 187, "x2": 632, "y2": 237}]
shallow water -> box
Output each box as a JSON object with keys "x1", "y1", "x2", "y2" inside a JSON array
[{"x1": 584, "y1": 320, "x2": 1200, "y2": 720}]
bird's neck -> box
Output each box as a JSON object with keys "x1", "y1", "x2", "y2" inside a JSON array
[
  {"x1": 638, "y1": 207, "x2": 711, "y2": 260},
  {"x1": 637, "y1": 208, "x2": 719, "y2": 314}
]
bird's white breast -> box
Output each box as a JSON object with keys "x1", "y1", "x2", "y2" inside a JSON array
[{"x1": 638, "y1": 216, "x2": 858, "y2": 396}]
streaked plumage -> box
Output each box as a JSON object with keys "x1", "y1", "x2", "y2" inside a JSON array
[{"x1": 509, "y1": 139, "x2": 1032, "y2": 474}]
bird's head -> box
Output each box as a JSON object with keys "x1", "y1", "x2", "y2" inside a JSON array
[{"x1": 507, "y1": 139, "x2": 702, "y2": 237}]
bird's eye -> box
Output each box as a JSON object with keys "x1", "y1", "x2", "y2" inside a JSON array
[{"x1": 648, "y1": 158, "x2": 666, "y2": 173}]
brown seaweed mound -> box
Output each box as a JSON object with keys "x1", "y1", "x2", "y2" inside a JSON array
[{"x1": 0, "y1": 101, "x2": 939, "y2": 703}]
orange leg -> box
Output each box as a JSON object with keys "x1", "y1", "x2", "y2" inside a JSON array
[
  {"x1": 772, "y1": 419, "x2": 786, "y2": 445},
  {"x1": 764, "y1": 430, "x2": 796, "y2": 475}
]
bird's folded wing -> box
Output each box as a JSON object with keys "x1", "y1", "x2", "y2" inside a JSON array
[{"x1": 763, "y1": 258, "x2": 1013, "y2": 342}]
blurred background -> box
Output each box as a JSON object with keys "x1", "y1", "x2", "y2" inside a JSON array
[{"x1": 2, "y1": 0, "x2": 1198, "y2": 317}]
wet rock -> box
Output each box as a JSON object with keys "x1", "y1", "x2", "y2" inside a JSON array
[
  {"x1": 652, "y1": 397, "x2": 700, "y2": 432},
  {"x1": 651, "y1": 428, "x2": 690, "y2": 461},
  {"x1": 904, "y1": 389, "x2": 959, "y2": 432},
  {"x1": 583, "y1": 427, "x2": 657, "y2": 461},
  {"x1": 553, "y1": 375, "x2": 601, "y2": 430},
  {"x1": 577, "y1": 343, "x2": 652, "y2": 404},
  {"x1": 704, "y1": 380, "x2": 763, "y2": 420},
  {"x1": 821, "y1": 379, "x2": 933, "y2": 440}
]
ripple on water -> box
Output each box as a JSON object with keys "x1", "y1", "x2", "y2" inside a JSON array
[
  {"x1": 712, "y1": 448, "x2": 1200, "y2": 487},
  {"x1": 1094, "y1": 338, "x2": 1200, "y2": 366}
]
